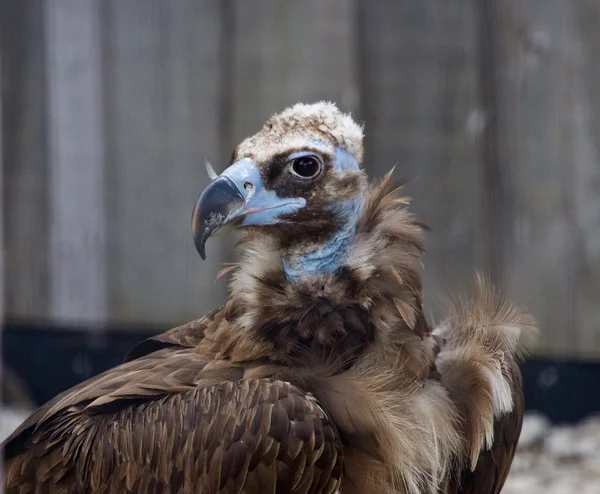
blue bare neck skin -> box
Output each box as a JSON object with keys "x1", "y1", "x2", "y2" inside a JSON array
[
  {"x1": 283, "y1": 196, "x2": 361, "y2": 280},
  {"x1": 283, "y1": 146, "x2": 362, "y2": 281}
]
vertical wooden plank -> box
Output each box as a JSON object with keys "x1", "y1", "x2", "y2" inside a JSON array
[
  {"x1": 104, "y1": 0, "x2": 225, "y2": 325},
  {"x1": 44, "y1": 0, "x2": 108, "y2": 325},
  {"x1": 361, "y1": 1, "x2": 483, "y2": 317},
  {"x1": 488, "y1": 0, "x2": 600, "y2": 357},
  {"x1": 574, "y1": 0, "x2": 600, "y2": 357},
  {"x1": 162, "y1": 0, "x2": 230, "y2": 320},
  {"x1": 0, "y1": 28, "x2": 4, "y2": 417},
  {"x1": 1, "y1": 0, "x2": 50, "y2": 321},
  {"x1": 229, "y1": 0, "x2": 359, "y2": 145},
  {"x1": 475, "y1": 0, "x2": 516, "y2": 288}
]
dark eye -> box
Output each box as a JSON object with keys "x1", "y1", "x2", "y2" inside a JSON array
[{"x1": 290, "y1": 156, "x2": 322, "y2": 179}]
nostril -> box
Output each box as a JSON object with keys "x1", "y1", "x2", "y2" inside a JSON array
[{"x1": 244, "y1": 182, "x2": 254, "y2": 191}]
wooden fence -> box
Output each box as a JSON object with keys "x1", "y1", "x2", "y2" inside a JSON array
[{"x1": 2, "y1": 0, "x2": 600, "y2": 358}]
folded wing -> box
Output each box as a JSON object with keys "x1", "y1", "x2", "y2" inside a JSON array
[{"x1": 2, "y1": 311, "x2": 343, "y2": 494}]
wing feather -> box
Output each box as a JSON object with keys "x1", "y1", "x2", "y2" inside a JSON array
[
  {"x1": 3, "y1": 379, "x2": 342, "y2": 493},
  {"x1": 124, "y1": 307, "x2": 225, "y2": 362},
  {"x1": 447, "y1": 365, "x2": 524, "y2": 494},
  {"x1": 437, "y1": 276, "x2": 535, "y2": 494}
]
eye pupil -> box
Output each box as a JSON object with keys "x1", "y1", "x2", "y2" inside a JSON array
[{"x1": 292, "y1": 157, "x2": 320, "y2": 178}]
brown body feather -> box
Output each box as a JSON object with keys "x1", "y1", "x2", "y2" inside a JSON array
[{"x1": 2, "y1": 105, "x2": 537, "y2": 493}]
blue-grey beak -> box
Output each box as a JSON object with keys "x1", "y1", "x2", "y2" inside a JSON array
[{"x1": 192, "y1": 158, "x2": 305, "y2": 259}]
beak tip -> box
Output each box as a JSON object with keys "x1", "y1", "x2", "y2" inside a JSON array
[
  {"x1": 193, "y1": 234, "x2": 207, "y2": 260},
  {"x1": 191, "y1": 175, "x2": 246, "y2": 261}
]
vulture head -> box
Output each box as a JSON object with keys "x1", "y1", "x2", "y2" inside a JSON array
[{"x1": 192, "y1": 102, "x2": 367, "y2": 280}]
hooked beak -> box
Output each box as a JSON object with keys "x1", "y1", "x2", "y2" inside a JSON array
[{"x1": 192, "y1": 158, "x2": 305, "y2": 259}]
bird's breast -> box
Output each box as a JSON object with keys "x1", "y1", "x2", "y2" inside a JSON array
[{"x1": 254, "y1": 302, "x2": 375, "y2": 365}]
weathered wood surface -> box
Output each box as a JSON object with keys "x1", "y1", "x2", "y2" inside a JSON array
[
  {"x1": 45, "y1": 0, "x2": 108, "y2": 324},
  {"x1": 103, "y1": 0, "x2": 226, "y2": 325},
  {"x1": 1, "y1": 0, "x2": 49, "y2": 320},
  {"x1": 229, "y1": 0, "x2": 359, "y2": 145},
  {"x1": 361, "y1": 1, "x2": 484, "y2": 321},
  {"x1": 1, "y1": 24, "x2": 4, "y2": 407},
  {"x1": 573, "y1": 0, "x2": 600, "y2": 356},
  {"x1": 1, "y1": 0, "x2": 599, "y2": 357},
  {"x1": 482, "y1": 0, "x2": 600, "y2": 357}
]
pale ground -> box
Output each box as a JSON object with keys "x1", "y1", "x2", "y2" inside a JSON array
[
  {"x1": 0, "y1": 407, "x2": 29, "y2": 443},
  {"x1": 1, "y1": 409, "x2": 599, "y2": 492},
  {"x1": 503, "y1": 414, "x2": 600, "y2": 493}
]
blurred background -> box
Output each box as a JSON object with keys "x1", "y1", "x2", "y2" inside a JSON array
[{"x1": 1, "y1": 1, "x2": 600, "y2": 491}]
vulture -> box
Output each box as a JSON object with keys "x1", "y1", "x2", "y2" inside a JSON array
[{"x1": 2, "y1": 102, "x2": 537, "y2": 494}]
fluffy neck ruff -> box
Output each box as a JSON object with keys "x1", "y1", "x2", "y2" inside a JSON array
[
  {"x1": 224, "y1": 170, "x2": 429, "y2": 360},
  {"x1": 282, "y1": 195, "x2": 362, "y2": 280}
]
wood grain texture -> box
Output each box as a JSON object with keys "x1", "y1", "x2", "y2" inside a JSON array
[
  {"x1": 103, "y1": 0, "x2": 228, "y2": 325},
  {"x1": 45, "y1": 0, "x2": 108, "y2": 324},
  {"x1": 228, "y1": 0, "x2": 359, "y2": 148},
  {"x1": 360, "y1": 0, "x2": 484, "y2": 321},
  {"x1": 1, "y1": 1, "x2": 596, "y2": 358},
  {"x1": 487, "y1": 0, "x2": 600, "y2": 357},
  {"x1": 0, "y1": 26, "x2": 4, "y2": 432},
  {"x1": 1, "y1": 0, "x2": 50, "y2": 320},
  {"x1": 574, "y1": 0, "x2": 600, "y2": 357}
]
